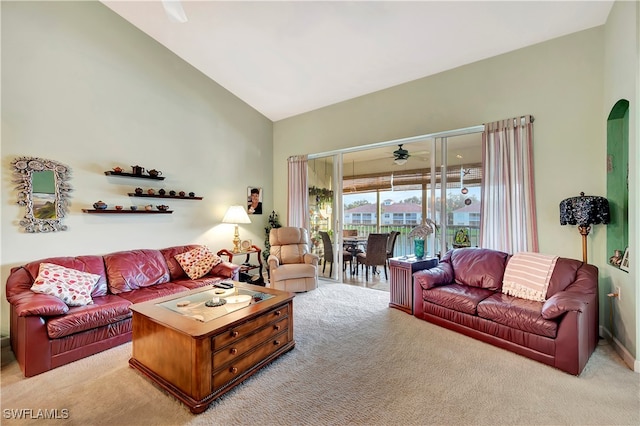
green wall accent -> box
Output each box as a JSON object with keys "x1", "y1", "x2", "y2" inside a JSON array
[{"x1": 606, "y1": 99, "x2": 629, "y2": 267}]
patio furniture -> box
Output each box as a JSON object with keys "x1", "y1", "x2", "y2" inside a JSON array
[{"x1": 356, "y1": 233, "x2": 390, "y2": 280}]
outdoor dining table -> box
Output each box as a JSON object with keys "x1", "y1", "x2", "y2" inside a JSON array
[{"x1": 342, "y1": 236, "x2": 368, "y2": 274}]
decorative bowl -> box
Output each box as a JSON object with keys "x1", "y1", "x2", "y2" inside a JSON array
[
  {"x1": 224, "y1": 294, "x2": 252, "y2": 309},
  {"x1": 93, "y1": 201, "x2": 107, "y2": 210}
]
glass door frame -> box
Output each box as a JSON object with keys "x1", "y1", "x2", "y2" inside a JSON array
[{"x1": 308, "y1": 125, "x2": 483, "y2": 280}]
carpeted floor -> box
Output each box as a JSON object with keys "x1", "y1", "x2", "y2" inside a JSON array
[{"x1": 1, "y1": 283, "x2": 638, "y2": 425}]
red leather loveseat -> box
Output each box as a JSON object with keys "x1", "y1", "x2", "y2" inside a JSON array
[
  {"x1": 6, "y1": 245, "x2": 240, "y2": 377},
  {"x1": 413, "y1": 248, "x2": 599, "y2": 375}
]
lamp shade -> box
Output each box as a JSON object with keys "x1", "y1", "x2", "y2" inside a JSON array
[
  {"x1": 222, "y1": 205, "x2": 251, "y2": 224},
  {"x1": 559, "y1": 192, "x2": 610, "y2": 227}
]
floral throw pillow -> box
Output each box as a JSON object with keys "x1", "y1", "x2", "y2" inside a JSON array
[
  {"x1": 175, "y1": 246, "x2": 222, "y2": 280},
  {"x1": 31, "y1": 263, "x2": 100, "y2": 306}
]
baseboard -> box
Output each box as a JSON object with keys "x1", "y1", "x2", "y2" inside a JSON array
[{"x1": 600, "y1": 325, "x2": 638, "y2": 373}]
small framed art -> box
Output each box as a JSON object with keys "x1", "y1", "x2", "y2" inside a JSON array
[{"x1": 620, "y1": 247, "x2": 630, "y2": 272}]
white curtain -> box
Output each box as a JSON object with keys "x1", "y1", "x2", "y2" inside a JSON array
[
  {"x1": 480, "y1": 115, "x2": 539, "y2": 253},
  {"x1": 287, "y1": 155, "x2": 308, "y2": 228}
]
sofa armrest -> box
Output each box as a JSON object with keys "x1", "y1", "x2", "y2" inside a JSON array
[
  {"x1": 303, "y1": 253, "x2": 320, "y2": 266},
  {"x1": 541, "y1": 292, "x2": 589, "y2": 320},
  {"x1": 267, "y1": 255, "x2": 280, "y2": 272},
  {"x1": 210, "y1": 261, "x2": 240, "y2": 280},
  {"x1": 9, "y1": 292, "x2": 69, "y2": 317},
  {"x1": 542, "y1": 262, "x2": 598, "y2": 320},
  {"x1": 413, "y1": 262, "x2": 454, "y2": 290}
]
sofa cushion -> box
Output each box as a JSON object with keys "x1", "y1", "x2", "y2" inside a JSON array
[
  {"x1": 173, "y1": 277, "x2": 223, "y2": 290},
  {"x1": 477, "y1": 293, "x2": 557, "y2": 338},
  {"x1": 160, "y1": 244, "x2": 201, "y2": 281},
  {"x1": 104, "y1": 249, "x2": 170, "y2": 294},
  {"x1": 271, "y1": 263, "x2": 316, "y2": 281},
  {"x1": 424, "y1": 284, "x2": 495, "y2": 315},
  {"x1": 46, "y1": 295, "x2": 132, "y2": 339},
  {"x1": 502, "y1": 252, "x2": 558, "y2": 302},
  {"x1": 31, "y1": 263, "x2": 101, "y2": 307},
  {"x1": 115, "y1": 282, "x2": 190, "y2": 304},
  {"x1": 449, "y1": 248, "x2": 509, "y2": 291},
  {"x1": 545, "y1": 257, "x2": 583, "y2": 298},
  {"x1": 22, "y1": 256, "x2": 108, "y2": 297},
  {"x1": 174, "y1": 246, "x2": 222, "y2": 280}
]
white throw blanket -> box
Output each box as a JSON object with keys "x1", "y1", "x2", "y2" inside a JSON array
[{"x1": 502, "y1": 252, "x2": 559, "y2": 302}]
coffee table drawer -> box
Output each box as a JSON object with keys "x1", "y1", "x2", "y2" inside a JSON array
[
  {"x1": 212, "y1": 304, "x2": 290, "y2": 349},
  {"x1": 213, "y1": 317, "x2": 289, "y2": 366},
  {"x1": 212, "y1": 330, "x2": 290, "y2": 390}
]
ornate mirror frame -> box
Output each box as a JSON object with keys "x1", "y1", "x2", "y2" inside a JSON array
[{"x1": 12, "y1": 157, "x2": 72, "y2": 232}]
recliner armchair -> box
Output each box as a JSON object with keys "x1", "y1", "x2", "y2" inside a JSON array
[{"x1": 267, "y1": 227, "x2": 319, "y2": 292}]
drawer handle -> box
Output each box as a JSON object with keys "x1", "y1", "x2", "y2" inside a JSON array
[
  {"x1": 230, "y1": 331, "x2": 239, "y2": 338},
  {"x1": 273, "y1": 340, "x2": 280, "y2": 346},
  {"x1": 230, "y1": 348, "x2": 238, "y2": 355},
  {"x1": 230, "y1": 367, "x2": 238, "y2": 374},
  {"x1": 274, "y1": 310, "x2": 282, "y2": 316},
  {"x1": 274, "y1": 325, "x2": 280, "y2": 331}
]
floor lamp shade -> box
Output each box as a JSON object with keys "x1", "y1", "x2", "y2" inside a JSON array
[
  {"x1": 559, "y1": 192, "x2": 609, "y2": 263},
  {"x1": 222, "y1": 206, "x2": 251, "y2": 253}
]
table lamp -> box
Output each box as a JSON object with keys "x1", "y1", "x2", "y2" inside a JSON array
[
  {"x1": 559, "y1": 192, "x2": 609, "y2": 263},
  {"x1": 222, "y1": 205, "x2": 251, "y2": 253}
]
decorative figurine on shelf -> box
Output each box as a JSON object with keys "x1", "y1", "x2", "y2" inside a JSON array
[
  {"x1": 156, "y1": 205, "x2": 169, "y2": 211},
  {"x1": 148, "y1": 169, "x2": 162, "y2": 177},
  {"x1": 189, "y1": 192, "x2": 195, "y2": 197},
  {"x1": 453, "y1": 228, "x2": 471, "y2": 248},
  {"x1": 169, "y1": 190, "x2": 176, "y2": 196},
  {"x1": 112, "y1": 166, "x2": 123, "y2": 173},
  {"x1": 147, "y1": 189, "x2": 155, "y2": 195},
  {"x1": 610, "y1": 249, "x2": 623, "y2": 267},
  {"x1": 131, "y1": 165, "x2": 144, "y2": 175},
  {"x1": 135, "y1": 187, "x2": 143, "y2": 195},
  {"x1": 93, "y1": 201, "x2": 107, "y2": 210},
  {"x1": 145, "y1": 205, "x2": 153, "y2": 211},
  {"x1": 179, "y1": 191, "x2": 186, "y2": 197},
  {"x1": 158, "y1": 189, "x2": 166, "y2": 196}
]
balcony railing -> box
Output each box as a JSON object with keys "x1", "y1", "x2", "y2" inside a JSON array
[{"x1": 343, "y1": 224, "x2": 480, "y2": 258}]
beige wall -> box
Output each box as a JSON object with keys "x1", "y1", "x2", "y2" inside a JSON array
[
  {"x1": 275, "y1": 27, "x2": 605, "y2": 258},
  {"x1": 603, "y1": 0, "x2": 639, "y2": 367},
  {"x1": 1, "y1": 2, "x2": 273, "y2": 335},
  {"x1": 274, "y1": 26, "x2": 638, "y2": 365}
]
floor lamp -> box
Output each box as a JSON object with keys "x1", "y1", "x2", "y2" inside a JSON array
[{"x1": 559, "y1": 192, "x2": 610, "y2": 264}]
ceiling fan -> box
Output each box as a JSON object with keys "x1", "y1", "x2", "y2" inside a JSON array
[{"x1": 392, "y1": 144, "x2": 410, "y2": 165}]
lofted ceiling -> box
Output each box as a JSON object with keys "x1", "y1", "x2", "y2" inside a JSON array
[{"x1": 101, "y1": 1, "x2": 613, "y2": 122}]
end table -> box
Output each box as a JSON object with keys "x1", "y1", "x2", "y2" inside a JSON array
[
  {"x1": 389, "y1": 256, "x2": 438, "y2": 314},
  {"x1": 217, "y1": 246, "x2": 264, "y2": 285}
]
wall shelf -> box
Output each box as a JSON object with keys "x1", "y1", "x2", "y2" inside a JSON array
[
  {"x1": 82, "y1": 209, "x2": 173, "y2": 214},
  {"x1": 127, "y1": 193, "x2": 203, "y2": 200},
  {"x1": 104, "y1": 171, "x2": 165, "y2": 180}
]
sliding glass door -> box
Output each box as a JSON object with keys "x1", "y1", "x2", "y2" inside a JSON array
[{"x1": 307, "y1": 126, "x2": 482, "y2": 281}]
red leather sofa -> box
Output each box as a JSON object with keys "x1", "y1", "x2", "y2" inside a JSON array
[
  {"x1": 5, "y1": 245, "x2": 240, "y2": 377},
  {"x1": 413, "y1": 248, "x2": 599, "y2": 375}
]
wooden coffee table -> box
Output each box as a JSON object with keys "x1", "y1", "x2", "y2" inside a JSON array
[{"x1": 128, "y1": 282, "x2": 295, "y2": 413}]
